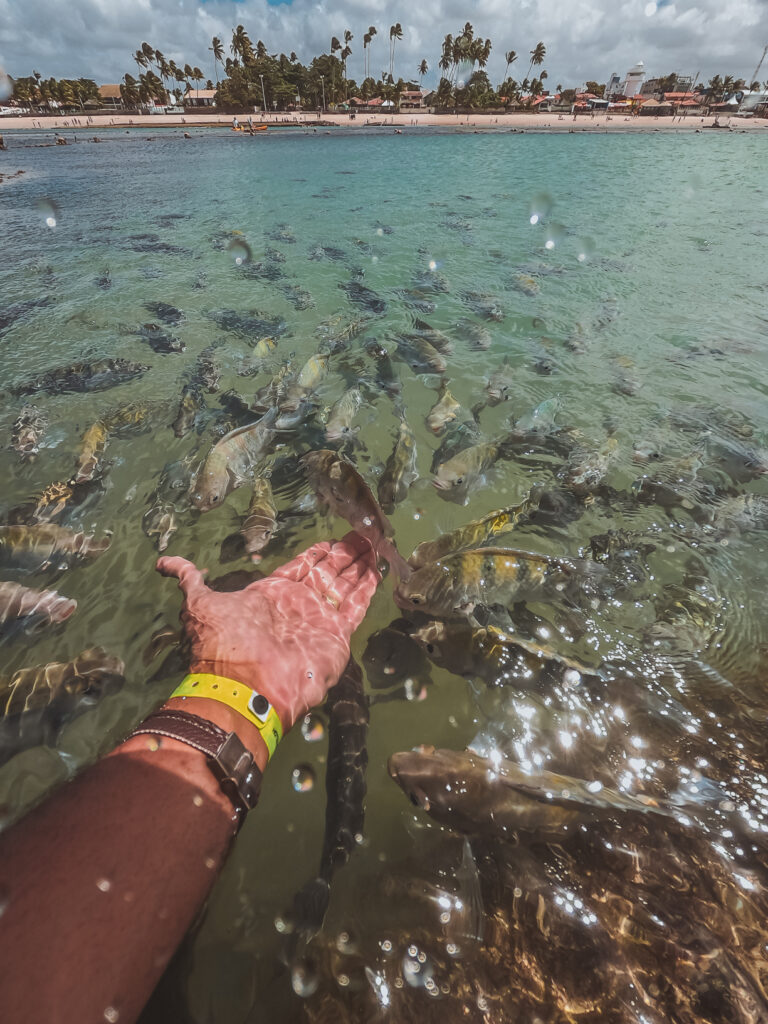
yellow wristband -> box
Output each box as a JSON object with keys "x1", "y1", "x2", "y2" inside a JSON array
[{"x1": 171, "y1": 673, "x2": 283, "y2": 760}]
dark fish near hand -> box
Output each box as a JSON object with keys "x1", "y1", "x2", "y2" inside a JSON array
[
  {"x1": 172, "y1": 382, "x2": 204, "y2": 438},
  {"x1": 395, "y1": 546, "x2": 603, "y2": 618},
  {"x1": 0, "y1": 581, "x2": 77, "y2": 635},
  {"x1": 409, "y1": 494, "x2": 539, "y2": 567},
  {"x1": 11, "y1": 405, "x2": 47, "y2": 461},
  {"x1": 339, "y1": 281, "x2": 387, "y2": 315},
  {"x1": 240, "y1": 477, "x2": 278, "y2": 562},
  {"x1": 426, "y1": 384, "x2": 461, "y2": 435},
  {"x1": 378, "y1": 416, "x2": 418, "y2": 513},
  {"x1": 12, "y1": 358, "x2": 148, "y2": 397},
  {"x1": 410, "y1": 619, "x2": 594, "y2": 688},
  {"x1": 300, "y1": 449, "x2": 411, "y2": 578},
  {"x1": 144, "y1": 301, "x2": 183, "y2": 325},
  {"x1": 363, "y1": 617, "x2": 431, "y2": 689},
  {"x1": 0, "y1": 647, "x2": 124, "y2": 765},
  {"x1": 388, "y1": 747, "x2": 669, "y2": 839},
  {"x1": 191, "y1": 407, "x2": 277, "y2": 511},
  {"x1": 0, "y1": 524, "x2": 111, "y2": 573}
]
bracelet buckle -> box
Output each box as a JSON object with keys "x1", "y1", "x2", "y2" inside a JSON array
[{"x1": 208, "y1": 731, "x2": 262, "y2": 812}]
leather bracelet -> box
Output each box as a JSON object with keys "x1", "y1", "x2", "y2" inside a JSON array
[{"x1": 130, "y1": 709, "x2": 263, "y2": 829}]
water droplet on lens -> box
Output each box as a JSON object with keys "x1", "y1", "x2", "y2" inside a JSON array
[
  {"x1": 36, "y1": 198, "x2": 59, "y2": 229},
  {"x1": 301, "y1": 713, "x2": 326, "y2": 742},
  {"x1": 96, "y1": 878, "x2": 112, "y2": 893},
  {"x1": 337, "y1": 928, "x2": 360, "y2": 954},
  {"x1": 379, "y1": 936, "x2": 395, "y2": 956},
  {"x1": 402, "y1": 945, "x2": 435, "y2": 988},
  {"x1": 291, "y1": 764, "x2": 316, "y2": 792},
  {"x1": 227, "y1": 238, "x2": 252, "y2": 266},
  {"x1": 376, "y1": 227, "x2": 384, "y2": 236},
  {"x1": 291, "y1": 957, "x2": 319, "y2": 997},
  {"x1": 544, "y1": 222, "x2": 566, "y2": 250},
  {"x1": 575, "y1": 237, "x2": 596, "y2": 262},
  {"x1": 274, "y1": 913, "x2": 294, "y2": 934},
  {"x1": 528, "y1": 192, "x2": 553, "y2": 225},
  {"x1": 104, "y1": 1008, "x2": 120, "y2": 1023},
  {"x1": 0, "y1": 69, "x2": 12, "y2": 102}
]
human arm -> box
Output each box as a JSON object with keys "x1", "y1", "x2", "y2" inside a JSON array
[{"x1": 0, "y1": 533, "x2": 379, "y2": 1024}]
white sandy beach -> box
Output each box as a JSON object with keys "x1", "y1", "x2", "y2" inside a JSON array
[{"x1": 3, "y1": 109, "x2": 767, "y2": 134}]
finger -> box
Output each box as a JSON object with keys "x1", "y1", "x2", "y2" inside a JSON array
[
  {"x1": 324, "y1": 548, "x2": 381, "y2": 606},
  {"x1": 337, "y1": 563, "x2": 381, "y2": 632},
  {"x1": 156, "y1": 556, "x2": 207, "y2": 600},
  {"x1": 268, "y1": 540, "x2": 333, "y2": 583},
  {"x1": 331, "y1": 531, "x2": 378, "y2": 570}
]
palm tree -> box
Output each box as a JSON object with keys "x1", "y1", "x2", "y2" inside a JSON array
[
  {"x1": 418, "y1": 59, "x2": 428, "y2": 90},
  {"x1": 504, "y1": 50, "x2": 517, "y2": 82},
  {"x1": 183, "y1": 63, "x2": 194, "y2": 96},
  {"x1": 210, "y1": 36, "x2": 224, "y2": 84},
  {"x1": 363, "y1": 26, "x2": 377, "y2": 79},
  {"x1": 389, "y1": 23, "x2": 403, "y2": 79},
  {"x1": 256, "y1": 40, "x2": 268, "y2": 59},
  {"x1": 526, "y1": 42, "x2": 546, "y2": 85},
  {"x1": 121, "y1": 74, "x2": 140, "y2": 107},
  {"x1": 133, "y1": 49, "x2": 148, "y2": 73},
  {"x1": 193, "y1": 67, "x2": 204, "y2": 99},
  {"x1": 231, "y1": 25, "x2": 254, "y2": 65}
]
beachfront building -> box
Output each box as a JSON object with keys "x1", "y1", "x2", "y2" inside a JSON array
[
  {"x1": 399, "y1": 90, "x2": 426, "y2": 110},
  {"x1": 98, "y1": 85, "x2": 123, "y2": 109},
  {"x1": 620, "y1": 62, "x2": 646, "y2": 98},
  {"x1": 605, "y1": 73, "x2": 623, "y2": 100},
  {"x1": 184, "y1": 89, "x2": 217, "y2": 108}
]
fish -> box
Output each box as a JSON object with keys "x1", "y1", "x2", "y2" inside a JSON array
[
  {"x1": 454, "y1": 318, "x2": 492, "y2": 350},
  {"x1": 282, "y1": 284, "x2": 314, "y2": 310},
  {"x1": 426, "y1": 384, "x2": 461, "y2": 435},
  {"x1": 73, "y1": 420, "x2": 109, "y2": 484},
  {"x1": 11, "y1": 405, "x2": 48, "y2": 461},
  {"x1": 564, "y1": 321, "x2": 590, "y2": 354},
  {"x1": 431, "y1": 419, "x2": 483, "y2": 473},
  {"x1": 410, "y1": 619, "x2": 594, "y2": 689},
  {"x1": 339, "y1": 281, "x2": 387, "y2": 315},
  {"x1": 208, "y1": 309, "x2": 288, "y2": 340},
  {"x1": 325, "y1": 387, "x2": 363, "y2": 442},
  {"x1": 462, "y1": 291, "x2": 505, "y2": 321},
  {"x1": 27, "y1": 480, "x2": 78, "y2": 525},
  {"x1": 393, "y1": 333, "x2": 447, "y2": 375},
  {"x1": 509, "y1": 397, "x2": 561, "y2": 438},
  {"x1": 142, "y1": 502, "x2": 177, "y2": 552},
  {"x1": 411, "y1": 269, "x2": 450, "y2": 294},
  {"x1": 707, "y1": 493, "x2": 768, "y2": 536},
  {"x1": 377, "y1": 416, "x2": 418, "y2": 513},
  {"x1": 144, "y1": 301, "x2": 183, "y2": 325},
  {"x1": 362, "y1": 618, "x2": 432, "y2": 689},
  {"x1": 12, "y1": 358, "x2": 148, "y2": 396},
  {"x1": 265, "y1": 246, "x2": 287, "y2": 263},
  {"x1": 409, "y1": 495, "x2": 539, "y2": 568},
  {"x1": 103, "y1": 402, "x2": 150, "y2": 435},
  {"x1": 512, "y1": 274, "x2": 539, "y2": 297},
  {"x1": 411, "y1": 318, "x2": 453, "y2": 355},
  {"x1": 0, "y1": 524, "x2": 111, "y2": 573},
  {"x1": 283, "y1": 353, "x2": 330, "y2": 412},
  {"x1": 560, "y1": 438, "x2": 619, "y2": 495},
  {"x1": 195, "y1": 344, "x2": 222, "y2": 393},
  {"x1": 394, "y1": 288, "x2": 436, "y2": 314},
  {"x1": 0, "y1": 297, "x2": 53, "y2": 337},
  {"x1": 485, "y1": 359, "x2": 514, "y2": 405},
  {"x1": 0, "y1": 648, "x2": 124, "y2": 765},
  {"x1": 388, "y1": 747, "x2": 669, "y2": 839},
  {"x1": 0, "y1": 581, "x2": 77, "y2": 635},
  {"x1": 240, "y1": 477, "x2": 278, "y2": 562},
  {"x1": 191, "y1": 408, "x2": 277, "y2": 511},
  {"x1": 309, "y1": 244, "x2": 347, "y2": 262},
  {"x1": 394, "y1": 547, "x2": 603, "y2": 618},
  {"x1": 172, "y1": 382, "x2": 204, "y2": 438},
  {"x1": 365, "y1": 340, "x2": 400, "y2": 395},
  {"x1": 300, "y1": 449, "x2": 411, "y2": 578},
  {"x1": 432, "y1": 441, "x2": 501, "y2": 503},
  {"x1": 137, "y1": 323, "x2": 185, "y2": 354}
]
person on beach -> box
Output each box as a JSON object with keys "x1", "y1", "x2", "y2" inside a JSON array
[{"x1": 0, "y1": 532, "x2": 380, "y2": 1024}]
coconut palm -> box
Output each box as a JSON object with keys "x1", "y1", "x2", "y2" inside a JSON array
[
  {"x1": 192, "y1": 67, "x2": 204, "y2": 99},
  {"x1": 504, "y1": 50, "x2": 517, "y2": 81},
  {"x1": 210, "y1": 36, "x2": 224, "y2": 84},
  {"x1": 389, "y1": 23, "x2": 403, "y2": 79},
  {"x1": 526, "y1": 42, "x2": 546, "y2": 85},
  {"x1": 120, "y1": 74, "x2": 140, "y2": 107},
  {"x1": 183, "y1": 63, "x2": 194, "y2": 95},
  {"x1": 363, "y1": 26, "x2": 377, "y2": 79},
  {"x1": 418, "y1": 59, "x2": 428, "y2": 90},
  {"x1": 133, "y1": 49, "x2": 148, "y2": 73}
]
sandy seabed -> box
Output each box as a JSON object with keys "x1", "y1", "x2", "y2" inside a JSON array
[{"x1": 3, "y1": 109, "x2": 768, "y2": 135}]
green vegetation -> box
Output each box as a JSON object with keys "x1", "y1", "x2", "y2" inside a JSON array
[{"x1": 7, "y1": 22, "x2": 760, "y2": 114}]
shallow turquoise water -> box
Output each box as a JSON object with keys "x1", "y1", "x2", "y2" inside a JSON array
[{"x1": 1, "y1": 126, "x2": 768, "y2": 1020}]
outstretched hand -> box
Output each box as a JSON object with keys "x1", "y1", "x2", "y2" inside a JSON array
[{"x1": 156, "y1": 532, "x2": 380, "y2": 731}]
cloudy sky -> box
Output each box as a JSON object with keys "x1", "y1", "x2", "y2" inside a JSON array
[{"x1": 1, "y1": 0, "x2": 765, "y2": 90}]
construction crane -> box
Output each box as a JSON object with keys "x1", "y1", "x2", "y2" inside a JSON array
[{"x1": 749, "y1": 44, "x2": 768, "y2": 88}]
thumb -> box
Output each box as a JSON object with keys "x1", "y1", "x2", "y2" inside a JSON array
[{"x1": 156, "y1": 556, "x2": 208, "y2": 600}]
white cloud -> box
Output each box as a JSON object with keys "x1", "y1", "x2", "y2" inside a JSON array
[{"x1": 0, "y1": 0, "x2": 764, "y2": 88}]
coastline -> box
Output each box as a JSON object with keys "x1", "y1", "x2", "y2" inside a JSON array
[{"x1": 3, "y1": 109, "x2": 768, "y2": 134}]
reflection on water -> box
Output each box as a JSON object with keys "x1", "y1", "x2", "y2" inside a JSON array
[{"x1": 1, "y1": 127, "x2": 768, "y2": 1021}]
